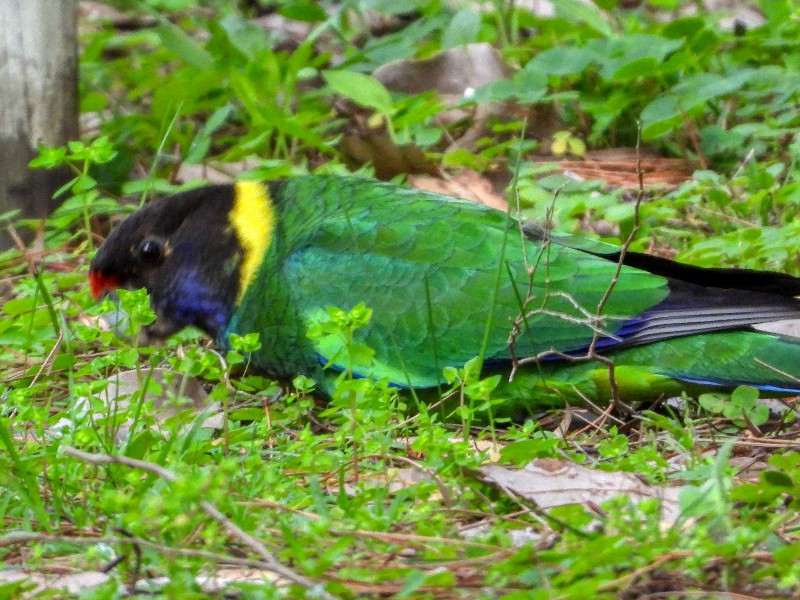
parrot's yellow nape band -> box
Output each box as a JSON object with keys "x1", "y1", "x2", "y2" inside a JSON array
[{"x1": 230, "y1": 181, "x2": 275, "y2": 302}]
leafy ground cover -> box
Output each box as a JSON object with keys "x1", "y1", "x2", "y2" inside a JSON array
[{"x1": 2, "y1": 0, "x2": 800, "y2": 597}]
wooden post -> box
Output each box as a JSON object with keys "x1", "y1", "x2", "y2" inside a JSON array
[{"x1": 0, "y1": 0, "x2": 79, "y2": 249}]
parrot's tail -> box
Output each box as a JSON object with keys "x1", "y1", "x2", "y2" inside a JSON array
[{"x1": 492, "y1": 330, "x2": 800, "y2": 415}]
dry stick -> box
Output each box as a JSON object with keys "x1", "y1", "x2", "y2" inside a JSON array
[
  {"x1": 636, "y1": 593, "x2": 766, "y2": 600},
  {"x1": 584, "y1": 122, "x2": 648, "y2": 415},
  {"x1": 7, "y1": 225, "x2": 37, "y2": 275},
  {"x1": 61, "y1": 446, "x2": 332, "y2": 599},
  {"x1": 693, "y1": 204, "x2": 757, "y2": 228},
  {"x1": 730, "y1": 147, "x2": 756, "y2": 181},
  {"x1": 754, "y1": 358, "x2": 800, "y2": 387},
  {"x1": 507, "y1": 183, "x2": 635, "y2": 405},
  {"x1": 695, "y1": 437, "x2": 800, "y2": 449},
  {"x1": 379, "y1": 453, "x2": 454, "y2": 508},
  {"x1": 595, "y1": 550, "x2": 695, "y2": 594},
  {"x1": 683, "y1": 116, "x2": 708, "y2": 170},
  {"x1": 507, "y1": 188, "x2": 561, "y2": 381},
  {"x1": 29, "y1": 329, "x2": 63, "y2": 388}
]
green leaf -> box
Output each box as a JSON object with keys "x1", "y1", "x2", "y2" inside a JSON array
[
  {"x1": 3, "y1": 297, "x2": 36, "y2": 316},
  {"x1": 731, "y1": 481, "x2": 782, "y2": 504},
  {"x1": 279, "y1": 1, "x2": 327, "y2": 22},
  {"x1": 365, "y1": 0, "x2": 426, "y2": 15},
  {"x1": 730, "y1": 385, "x2": 759, "y2": 410},
  {"x1": 672, "y1": 70, "x2": 755, "y2": 104},
  {"x1": 499, "y1": 437, "x2": 559, "y2": 465},
  {"x1": 640, "y1": 96, "x2": 682, "y2": 139},
  {"x1": 155, "y1": 21, "x2": 215, "y2": 71},
  {"x1": 442, "y1": 8, "x2": 481, "y2": 50},
  {"x1": 662, "y1": 17, "x2": 706, "y2": 40},
  {"x1": 598, "y1": 35, "x2": 683, "y2": 81},
  {"x1": 322, "y1": 71, "x2": 394, "y2": 114},
  {"x1": 594, "y1": 0, "x2": 618, "y2": 9},
  {"x1": 443, "y1": 366, "x2": 459, "y2": 383},
  {"x1": 72, "y1": 175, "x2": 97, "y2": 194},
  {"x1": 760, "y1": 0, "x2": 792, "y2": 24},
  {"x1": 749, "y1": 404, "x2": 770, "y2": 427},
  {"x1": 641, "y1": 70, "x2": 755, "y2": 139},
  {"x1": 761, "y1": 470, "x2": 794, "y2": 488},
  {"x1": 698, "y1": 392, "x2": 725, "y2": 413},
  {"x1": 552, "y1": 0, "x2": 613, "y2": 37},
  {"x1": 230, "y1": 407, "x2": 267, "y2": 421},
  {"x1": 29, "y1": 146, "x2": 68, "y2": 169},
  {"x1": 612, "y1": 57, "x2": 660, "y2": 82},
  {"x1": 81, "y1": 91, "x2": 108, "y2": 112},
  {"x1": 397, "y1": 570, "x2": 427, "y2": 597},
  {"x1": 528, "y1": 47, "x2": 595, "y2": 76},
  {"x1": 645, "y1": 0, "x2": 683, "y2": 9},
  {"x1": 185, "y1": 104, "x2": 234, "y2": 164},
  {"x1": 218, "y1": 14, "x2": 271, "y2": 59},
  {"x1": 769, "y1": 453, "x2": 800, "y2": 476}
]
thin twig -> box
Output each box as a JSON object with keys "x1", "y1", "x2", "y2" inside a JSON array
[
  {"x1": 505, "y1": 138, "x2": 649, "y2": 415},
  {"x1": 29, "y1": 329, "x2": 63, "y2": 388},
  {"x1": 595, "y1": 550, "x2": 694, "y2": 593},
  {"x1": 582, "y1": 121, "x2": 648, "y2": 414},
  {"x1": 754, "y1": 358, "x2": 800, "y2": 386},
  {"x1": 507, "y1": 187, "x2": 561, "y2": 381}
]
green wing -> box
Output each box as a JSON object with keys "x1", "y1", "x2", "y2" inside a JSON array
[{"x1": 280, "y1": 178, "x2": 668, "y2": 388}]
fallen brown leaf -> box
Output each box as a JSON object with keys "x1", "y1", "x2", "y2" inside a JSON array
[
  {"x1": 409, "y1": 170, "x2": 508, "y2": 211},
  {"x1": 478, "y1": 458, "x2": 681, "y2": 524}
]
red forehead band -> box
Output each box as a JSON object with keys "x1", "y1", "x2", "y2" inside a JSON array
[{"x1": 88, "y1": 270, "x2": 121, "y2": 300}]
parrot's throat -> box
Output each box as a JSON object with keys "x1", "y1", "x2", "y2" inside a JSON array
[{"x1": 229, "y1": 181, "x2": 276, "y2": 303}]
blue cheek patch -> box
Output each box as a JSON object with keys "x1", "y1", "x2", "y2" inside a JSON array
[{"x1": 159, "y1": 269, "x2": 231, "y2": 334}]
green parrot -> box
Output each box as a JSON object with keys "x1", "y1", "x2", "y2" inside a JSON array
[{"x1": 89, "y1": 176, "x2": 800, "y2": 414}]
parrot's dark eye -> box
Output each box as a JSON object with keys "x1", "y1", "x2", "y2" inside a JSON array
[{"x1": 137, "y1": 238, "x2": 164, "y2": 265}]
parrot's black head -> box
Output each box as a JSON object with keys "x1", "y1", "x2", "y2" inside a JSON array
[{"x1": 90, "y1": 185, "x2": 243, "y2": 339}]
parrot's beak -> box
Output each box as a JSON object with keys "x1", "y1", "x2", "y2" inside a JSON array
[{"x1": 88, "y1": 270, "x2": 121, "y2": 300}]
